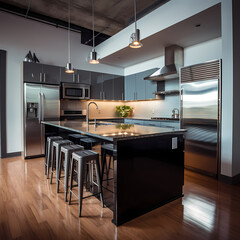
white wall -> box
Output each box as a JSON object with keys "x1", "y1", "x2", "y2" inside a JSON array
[
  {"x1": 96, "y1": 0, "x2": 221, "y2": 59},
  {"x1": 184, "y1": 38, "x2": 222, "y2": 66},
  {"x1": 0, "y1": 11, "x2": 123, "y2": 154}
]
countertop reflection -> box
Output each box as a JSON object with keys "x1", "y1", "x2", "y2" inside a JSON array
[{"x1": 42, "y1": 120, "x2": 186, "y2": 142}]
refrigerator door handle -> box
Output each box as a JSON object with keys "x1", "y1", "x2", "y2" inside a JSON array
[
  {"x1": 41, "y1": 93, "x2": 45, "y2": 121},
  {"x1": 38, "y1": 93, "x2": 42, "y2": 123}
]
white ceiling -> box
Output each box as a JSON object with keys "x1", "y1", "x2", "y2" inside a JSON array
[{"x1": 100, "y1": 4, "x2": 221, "y2": 68}]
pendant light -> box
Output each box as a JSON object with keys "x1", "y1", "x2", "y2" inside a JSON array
[
  {"x1": 129, "y1": 0, "x2": 143, "y2": 48},
  {"x1": 89, "y1": 0, "x2": 99, "y2": 64},
  {"x1": 65, "y1": 0, "x2": 74, "y2": 73}
]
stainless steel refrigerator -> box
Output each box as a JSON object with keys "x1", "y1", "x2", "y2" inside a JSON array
[
  {"x1": 23, "y1": 83, "x2": 60, "y2": 158},
  {"x1": 180, "y1": 60, "x2": 221, "y2": 177}
]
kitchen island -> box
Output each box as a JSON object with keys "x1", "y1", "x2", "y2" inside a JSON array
[{"x1": 42, "y1": 120, "x2": 185, "y2": 226}]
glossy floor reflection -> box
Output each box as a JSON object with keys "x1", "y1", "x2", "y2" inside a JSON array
[{"x1": 0, "y1": 156, "x2": 240, "y2": 240}]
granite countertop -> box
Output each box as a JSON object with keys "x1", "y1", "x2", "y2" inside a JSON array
[
  {"x1": 88, "y1": 117, "x2": 180, "y2": 122},
  {"x1": 42, "y1": 120, "x2": 185, "y2": 142}
]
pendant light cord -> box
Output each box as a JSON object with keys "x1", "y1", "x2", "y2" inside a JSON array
[
  {"x1": 92, "y1": 0, "x2": 95, "y2": 50},
  {"x1": 68, "y1": 0, "x2": 71, "y2": 63},
  {"x1": 134, "y1": 0, "x2": 137, "y2": 32}
]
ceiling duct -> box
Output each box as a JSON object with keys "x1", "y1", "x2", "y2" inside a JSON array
[{"x1": 144, "y1": 45, "x2": 184, "y2": 81}]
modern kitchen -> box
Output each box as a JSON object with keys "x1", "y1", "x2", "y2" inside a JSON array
[{"x1": 0, "y1": 0, "x2": 240, "y2": 240}]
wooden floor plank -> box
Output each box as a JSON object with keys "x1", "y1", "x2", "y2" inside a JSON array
[{"x1": 0, "y1": 156, "x2": 240, "y2": 240}]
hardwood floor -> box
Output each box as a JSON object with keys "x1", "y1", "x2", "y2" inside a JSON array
[{"x1": 0, "y1": 156, "x2": 240, "y2": 240}]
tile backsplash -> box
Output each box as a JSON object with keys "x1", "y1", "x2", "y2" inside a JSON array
[{"x1": 61, "y1": 96, "x2": 180, "y2": 119}]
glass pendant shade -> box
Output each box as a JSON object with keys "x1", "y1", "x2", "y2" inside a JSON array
[
  {"x1": 65, "y1": 62, "x2": 74, "y2": 73},
  {"x1": 129, "y1": 29, "x2": 143, "y2": 48}
]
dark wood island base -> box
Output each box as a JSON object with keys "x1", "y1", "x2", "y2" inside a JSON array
[{"x1": 43, "y1": 121, "x2": 185, "y2": 226}]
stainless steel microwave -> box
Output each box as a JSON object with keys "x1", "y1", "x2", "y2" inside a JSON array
[{"x1": 62, "y1": 83, "x2": 90, "y2": 99}]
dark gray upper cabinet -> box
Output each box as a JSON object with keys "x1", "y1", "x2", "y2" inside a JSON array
[
  {"x1": 124, "y1": 68, "x2": 158, "y2": 100},
  {"x1": 125, "y1": 74, "x2": 136, "y2": 100},
  {"x1": 23, "y1": 62, "x2": 42, "y2": 83},
  {"x1": 103, "y1": 79, "x2": 114, "y2": 100},
  {"x1": 102, "y1": 73, "x2": 114, "y2": 100},
  {"x1": 90, "y1": 72, "x2": 103, "y2": 99},
  {"x1": 42, "y1": 64, "x2": 60, "y2": 84},
  {"x1": 60, "y1": 67, "x2": 74, "y2": 83},
  {"x1": 114, "y1": 76, "x2": 124, "y2": 100},
  {"x1": 23, "y1": 62, "x2": 60, "y2": 84},
  {"x1": 77, "y1": 70, "x2": 91, "y2": 84},
  {"x1": 135, "y1": 72, "x2": 146, "y2": 100}
]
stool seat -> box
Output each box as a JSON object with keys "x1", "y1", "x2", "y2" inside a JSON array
[
  {"x1": 72, "y1": 150, "x2": 98, "y2": 161},
  {"x1": 68, "y1": 134, "x2": 88, "y2": 144},
  {"x1": 80, "y1": 137, "x2": 99, "y2": 150},
  {"x1": 45, "y1": 136, "x2": 63, "y2": 178},
  {"x1": 57, "y1": 144, "x2": 84, "y2": 201},
  {"x1": 101, "y1": 144, "x2": 117, "y2": 152},
  {"x1": 69, "y1": 150, "x2": 104, "y2": 217}
]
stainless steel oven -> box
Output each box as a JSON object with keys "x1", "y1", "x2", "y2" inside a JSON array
[{"x1": 62, "y1": 83, "x2": 90, "y2": 99}]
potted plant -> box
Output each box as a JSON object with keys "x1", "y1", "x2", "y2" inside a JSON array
[{"x1": 116, "y1": 105, "x2": 133, "y2": 118}]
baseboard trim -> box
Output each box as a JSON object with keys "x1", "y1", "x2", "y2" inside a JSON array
[
  {"x1": 220, "y1": 173, "x2": 240, "y2": 185},
  {"x1": 1, "y1": 151, "x2": 21, "y2": 158}
]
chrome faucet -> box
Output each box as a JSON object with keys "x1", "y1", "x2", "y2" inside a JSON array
[
  {"x1": 172, "y1": 108, "x2": 179, "y2": 119},
  {"x1": 86, "y1": 102, "x2": 98, "y2": 125}
]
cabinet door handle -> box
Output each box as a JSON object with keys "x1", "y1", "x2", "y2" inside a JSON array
[
  {"x1": 73, "y1": 74, "x2": 75, "y2": 83},
  {"x1": 43, "y1": 73, "x2": 46, "y2": 82},
  {"x1": 103, "y1": 92, "x2": 105, "y2": 99},
  {"x1": 40, "y1": 73, "x2": 42, "y2": 82},
  {"x1": 78, "y1": 74, "x2": 80, "y2": 83},
  {"x1": 100, "y1": 92, "x2": 102, "y2": 99}
]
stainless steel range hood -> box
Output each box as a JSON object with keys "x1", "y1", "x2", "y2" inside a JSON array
[{"x1": 144, "y1": 45, "x2": 183, "y2": 81}]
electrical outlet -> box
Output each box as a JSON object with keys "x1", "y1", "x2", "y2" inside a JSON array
[{"x1": 98, "y1": 110, "x2": 101, "y2": 114}]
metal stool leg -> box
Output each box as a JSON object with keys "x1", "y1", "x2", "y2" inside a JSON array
[
  {"x1": 78, "y1": 158, "x2": 84, "y2": 217},
  {"x1": 50, "y1": 145, "x2": 56, "y2": 183},
  {"x1": 69, "y1": 156, "x2": 74, "y2": 205},
  {"x1": 57, "y1": 151, "x2": 64, "y2": 193},
  {"x1": 64, "y1": 151, "x2": 70, "y2": 202},
  {"x1": 95, "y1": 155, "x2": 104, "y2": 207}
]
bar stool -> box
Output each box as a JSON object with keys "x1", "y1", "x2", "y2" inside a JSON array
[
  {"x1": 50, "y1": 139, "x2": 73, "y2": 184},
  {"x1": 79, "y1": 137, "x2": 99, "y2": 150},
  {"x1": 45, "y1": 136, "x2": 63, "y2": 179},
  {"x1": 68, "y1": 134, "x2": 87, "y2": 144},
  {"x1": 57, "y1": 144, "x2": 84, "y2": 202},
  {"x1": 101, "y1": 144, "x2": 117, "y2": 185},
  {"x1": 68, "y1": 150, "x2": 104, "y2": 217}
]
